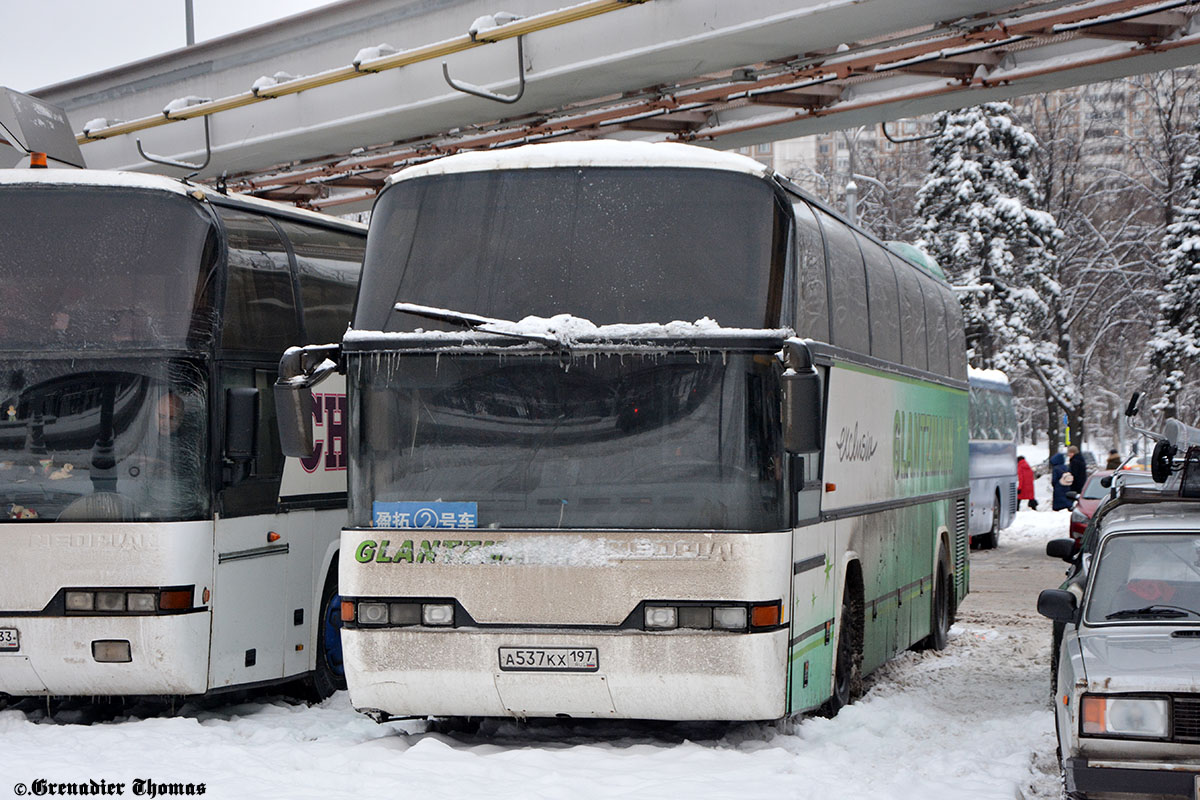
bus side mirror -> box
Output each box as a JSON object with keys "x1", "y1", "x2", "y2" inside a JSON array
[
  {"x1": 1037, "y1": 589, "x2": 1078, "y2": 624},
  {"x1": 782, "y1": 341, "x2": 821, "y2": 454},
  {"x1": 224, "y1": 387, "x2": 259, "y2": 485},
  {"x1": 1125, "y1": 391, "x2": 1142, "y2": 418},
  {"x1": 275, "y1": 382, "x2": 315, "y2": 459},
  {"x1": 274, "y1": 345, "x2": 339, "y2": 459}
]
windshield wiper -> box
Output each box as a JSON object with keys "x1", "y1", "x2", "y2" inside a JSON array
[
  {"x1": 394, "y1": 302, "x2": 563, "y2": 349},
  {"x1": 1106, "y1": 604, "x2": 1200, "y2": 620}
]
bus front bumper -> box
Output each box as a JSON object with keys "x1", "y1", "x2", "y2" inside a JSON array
[
  {"x1": 0, "y1": 613, "x2": 211, "y2": 697},
  {"x1": 344, "y1": 627, "x2": 788, "y2": 721}
]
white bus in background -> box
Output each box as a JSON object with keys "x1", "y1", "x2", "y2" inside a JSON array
[
  {"x1": 967, "y1": 368, "x2": 1018, "y2": 549},
  {"x1": 279, "y1": 141, "x2": 971, "y2": 722},
  {"x1": 0, "y1": 170, "x2": 365, "y2": 703}
]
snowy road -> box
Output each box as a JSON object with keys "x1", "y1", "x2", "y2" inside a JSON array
[{"x1": 0, "y1": 510, "x2": 1073, "y2": 800}]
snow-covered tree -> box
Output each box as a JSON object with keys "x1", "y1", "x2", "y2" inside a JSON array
[
  {"x1": 914, "y1": 103, "x2": 1077, "y2": 443},
  {"x1": 1150, "y1": 120, "x2": 1200, "y2": 423}
]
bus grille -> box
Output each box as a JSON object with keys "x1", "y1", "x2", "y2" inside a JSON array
[
  {"x1": 1008, "y1": 482, "x2": 1018, "y2": 516},
  {"x1": 1173, "y1": 696, "x2": 1200, "y2": 741},
  {"x1": 954, "y1": 497, "x2": 969, "y2": 598}
]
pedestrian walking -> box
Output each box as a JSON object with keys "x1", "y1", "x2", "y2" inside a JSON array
[{"x1": 1017, "y1": 455, "x2": 1038, "y2": 510}]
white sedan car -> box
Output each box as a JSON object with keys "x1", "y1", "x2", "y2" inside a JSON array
[{"x1": 1039, "y1": 497, "x2": 1200, "y2": 799}]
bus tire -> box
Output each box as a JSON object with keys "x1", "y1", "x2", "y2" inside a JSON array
[
  {"x1": 823, "y1": 584, "x2": 863, "y2": 717},
  {"x1": 304, "y1": 565, "x2": 346, "y2": 702},
  {"x1": 917, "y1": 553, "x2": 952, "y2": 651},
  {"x1": 979, "y1": 494, "x2": 1001, "y2": 550}
]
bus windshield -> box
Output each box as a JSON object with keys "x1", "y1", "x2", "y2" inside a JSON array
[
  {"x1": 350, "y1": 350, "x2": 785, "y2": 531},
  {"x1": 356, "y1": 167, "x2": 786, "y2": 332},
  {"x1": 0, "y1": 186, "x2": 218, "y2": 351},
  {"x1": 1, "y1": 358, "x2": 209, "y2": 522}
]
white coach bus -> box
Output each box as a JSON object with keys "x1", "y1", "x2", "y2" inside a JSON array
[
  {"x1": 967, "y1": 368, "x2": 1018, "y2": 549},
  {"x1": 277, "y1": 141, "x2": 969, "y2": 721},
  {"x1": 0, "y1": 170, "x2": 365, "y2": 702}
]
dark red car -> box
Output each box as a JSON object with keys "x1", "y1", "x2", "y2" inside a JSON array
[{"x1": 1070, "y1": 469, "x2": 1156, "y2": 540}]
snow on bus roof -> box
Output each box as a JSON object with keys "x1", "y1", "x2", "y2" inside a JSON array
[
  {"x1": 968, "y1": 366, "x2": 1010, "y2": 385},
  {"x1": 0, "y1": 168, "x2": 365, "y2": 230},
  {"x1": 387, "y1": 141, "x2": 773, "y2": 185}
]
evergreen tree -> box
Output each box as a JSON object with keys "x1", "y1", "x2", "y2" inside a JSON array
[
  {"x1": 915, "y1": 102, "x2": 1079, "y2": 446},
  {"x1": 1150, "y1": 120, "x2": 1200, "y2": 422}
]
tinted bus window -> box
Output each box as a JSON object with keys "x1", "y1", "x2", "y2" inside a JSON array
[
  {"x1": 857, "y1": 234, "x2": 901, "y2": 364},
  {"x1": 942, "y1": 291, "x2": 968, "y2": 380},
  {"x1": 922, "y1": 275, "x2": 950, "y2": 376},
  {"x1": 815, "y1": 211, "x2": 869, "y2": 353},
  {"x1": 278, "y1": 221, "x2": 364, "y2": 345},
  {"x1": 893, "y1": 256, "x2": 928, "y2": 371},
  {"x1": 218, "y1": 210, "x2": 299, "y2": 353},
  {"x1": 793, "y1": 201, "x2": 829, "y2": 342}
]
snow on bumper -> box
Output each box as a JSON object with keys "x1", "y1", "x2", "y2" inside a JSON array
[
  {"x1": 0, "y1": 612, "x2": 211, "y2": 696},
  {"x1": 345, "y1": 627, "x2": 788, "y2": 721}
]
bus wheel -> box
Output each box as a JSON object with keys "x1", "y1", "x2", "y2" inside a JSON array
[
  {"x1": 918, "y1": 555, "x2": 952, "y2": 651},
  {"x1": 980, "y1": 495, "x2": 1001, "y2": 550},
  {"x1": 305, "y1": 567, "x2": 346, "y2": 702},
  {"x1": 823, "y1": 587, "x2": 862, "y2": 716}
]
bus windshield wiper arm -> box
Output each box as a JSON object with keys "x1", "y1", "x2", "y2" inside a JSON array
[
  {"x1": 1106, "y1": 604, "x2": 1198, "y2": 620},
  {"x1": 394, "y1": 302, "x2": 564, "y2": 349}
]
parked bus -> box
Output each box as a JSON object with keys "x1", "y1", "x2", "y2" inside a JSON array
[
  {"x1": 0, "y1": 170, "x2": 365, "y2": 702},
  {"x1": 967, "y1": 368, "x2": 1018, "y2": 549},
  {"x1": 277, "y1": 141, "x2": 970, "y2": 721}
]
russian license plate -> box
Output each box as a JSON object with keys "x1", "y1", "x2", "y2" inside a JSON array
[
  {"x1": 498, "y1": 647, "x2": 598, "y2": 672},
  {"x1": 0, "y1": 627, "x2": 18, "y2": 652}
]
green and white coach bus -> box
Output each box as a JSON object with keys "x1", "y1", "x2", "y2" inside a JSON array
[
  {"x1": 277, "y1": 141, "x2": 969, "y2": 721},
  {"x1": 0, "y1": 169, "x2": 365, "y2": 702}
]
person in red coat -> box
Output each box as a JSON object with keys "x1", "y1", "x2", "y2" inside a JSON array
[{"x1": 1017, "y1": 455, "x2": 1038, "y2": 510}]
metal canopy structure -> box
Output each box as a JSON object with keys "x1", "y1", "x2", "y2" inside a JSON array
[{"x1": 27, "y1": 0, "x2": 1200, "y2": 211}]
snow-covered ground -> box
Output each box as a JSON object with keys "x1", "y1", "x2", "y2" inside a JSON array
[{"x1": 0, "y1": 510, "x2": 1071, "y2": 800}]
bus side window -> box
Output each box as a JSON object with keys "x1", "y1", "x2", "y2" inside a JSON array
[
  {"x1": 277, "y1": 221, "x2": 364, "y2": 346},
  {"x1": 792, "y1": 201, "x2": 829, "y2": 342},
  {"x1": 921, "y1": 275, "x2": 950, "y2": 376},
  {"x1": 942, "y1": 289, "x2": 968, "y2": 380},
  {"x1": 814, "y1": 210, "x2": 869, "y2": 354},
  {"x1": 892, "y1": 257, "x2": 928, "y2": 372},
  {"x1": 856, "y1": 234, "x2": 901, "y2": 364},
  {"x1": 217, "y1": 209, "x2": 301, "y2": 355}
]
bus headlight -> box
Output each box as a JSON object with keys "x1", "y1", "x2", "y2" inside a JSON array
[
  {"x1": 65, "y1": 591, "x2": 95, "y2": 611},
  {"x1": 357, "y1": 602, "x2": 389, "y2": 625},
  {"x1": 644, "y1": 606, "x2": 678, "y2": 629},
  {"x1": 1082, "y1": 695, "x2": 1169, "y2": 738},
  {"x1": 422, "y1": 604, "x2": 455, "y2": 626},
  {"x1": 712, "y1": 607, "x2": 748, "y2": 631}
]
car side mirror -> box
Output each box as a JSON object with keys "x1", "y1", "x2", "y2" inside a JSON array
[
  {"x1": 1046, "y1": 538, "x2": 1077, "y2": 563},
  {"x1": 1066, "y1": 490, "x2": 1079, "y2": 502},
  {"x1": 1037, "y1": 589, "x2": 1078, "y2": 623}
]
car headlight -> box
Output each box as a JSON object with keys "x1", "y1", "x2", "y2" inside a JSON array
[{"x1": 1081, "y1": 695, "x2": 1169, "y2": 738}]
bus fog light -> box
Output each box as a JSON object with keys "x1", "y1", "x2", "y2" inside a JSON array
[
  {"x1": 92, "y1": 640, "x2": 131, "y2": 663},
  {"x1": 65, "y1": 591, "x2": 95, "y2": 611},
  {"x1": 127, "y1": 593, "x2": 157, "y2": 613},
  {"x1": 357, "y1": 602, "x2": 388, "y2": 625},
  {"x1": 712, "y1": 607, "x2": 747, "y2": 630},
  {"x1": 678, "y1": 606, "x2": 712, "y2": 629},
  {"x1": 644, "y1": 606, "x2": 677, "y2": 630},
  {"x1": 389, "y1": 603, "x2": 421, "y2": 625},
  {"x1": 422, "y1": 604, "x2": 454, "y2": 626},
  {"x1": 95, "y1": 592, "x2": 125, "y2": 612}
]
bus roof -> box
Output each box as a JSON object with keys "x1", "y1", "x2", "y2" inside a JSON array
[
  {"x1": 386, "y1": 141, "x2": 773, "y2": 185},
  {"x1": 0, "y1": 168, "x2": 366, "y2": 232},
  {"x1": 968, "y1": 366, "x2": 1011, "y2": 387}
]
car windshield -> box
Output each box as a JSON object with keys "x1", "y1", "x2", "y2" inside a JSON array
[
  {"x1": 1, "y1": 358, "x2": 209, "y2": 523},
  {"x1": 1085, "y1": 533, "x2": 1200, "y2": 624},
  {"x1": 349, "y1": 350, "x2": 785, "y2": 531},
  {"x1": 356, "y1": 167, "x2": 786, "y2": 332},
  {"x1": 0, "y1": 186, "x2": 219, "y2": 352}
]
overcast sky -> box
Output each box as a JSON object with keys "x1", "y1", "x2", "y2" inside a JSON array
[{"x1": 0, "y1": 0, "x2": 335, "y2": 93}]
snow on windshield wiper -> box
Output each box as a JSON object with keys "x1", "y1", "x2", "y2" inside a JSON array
[
  {"x1": 393, "y1": 302, "x2": 563, "y2": 349},
  {"x1": 1105, "y1": 604, "x2": 1200, "y2": 620}
]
